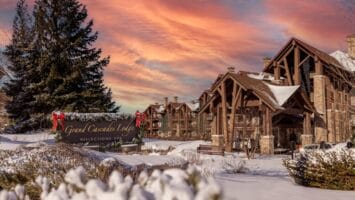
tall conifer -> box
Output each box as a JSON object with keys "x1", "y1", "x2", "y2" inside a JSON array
[
  {"x1": 28, "y1": 0, "x2": 119, "y2": 116},
  {"x1": 3, "y1": 0, "x2": 33, "y2": 122}
]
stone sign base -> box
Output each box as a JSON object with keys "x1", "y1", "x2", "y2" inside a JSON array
[{"x1": 260, "y1": 135, "x2": 274, "y2": 154}]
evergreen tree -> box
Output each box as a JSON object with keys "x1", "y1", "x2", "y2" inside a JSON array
[
  {"x1": 27, "y1": 0, "x2": 118, "y2": 117},
  {"x1": 3, "y1": 0, "x2": 33, "y2": 122}
]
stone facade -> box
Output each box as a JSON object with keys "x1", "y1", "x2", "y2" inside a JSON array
[{"x1": 313, "y1": 75, "x2": 328, "y2": 143}]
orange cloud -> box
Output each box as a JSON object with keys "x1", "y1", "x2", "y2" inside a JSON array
[
  {"x1": 1, "y1": 0, "x2": 353, "y2": 113},
  {"x1": 82, "y1": 0, "x2": 283, "y2": 112}
]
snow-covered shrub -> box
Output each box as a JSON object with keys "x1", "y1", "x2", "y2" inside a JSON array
[
  {"x1": 181, "y1": 151, "x2": 203, "y2": 165},
  {"x1": 0, "y1": 144, "x2": 122, "y2": 198},
  {"x1": 0, "y1": 166, "x2": 223, "y2": 200},
  {"x1": 284, "y1": 150, "x2": 355, "y2": 190},
  {"x1": 222, "y1": 156, "x2": 248, "y2": 174}
]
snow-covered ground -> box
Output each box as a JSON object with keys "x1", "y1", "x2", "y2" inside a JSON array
[
  {"x1": 217, "y1": 172, "x2": 354, "y2": 200},
  {"x1": 0, "y1": 132, "x2": 354, "y2": 200},
  {"x1": 0, "y1": 131, "x2": 55, "y2": 150}
]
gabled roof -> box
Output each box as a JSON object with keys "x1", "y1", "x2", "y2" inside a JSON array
[
  {"x1": 264, "y1": 37, "x2": 353, "y2": 74},
  {"x1": 187, "y1": 101, "x2": 199, "y2": 112},
  {"x1": 144, "y1": 104, "x2": 165, "y2": 114},
  {"x1": 202, "y1": 70, "x2": 314, "y2": 113},
  {"x1": 230, "y1": 71, "x2": 301, "y2": 110},
  {"x1": 199, "y1": 90, "x2": 210, "y2": 100}
]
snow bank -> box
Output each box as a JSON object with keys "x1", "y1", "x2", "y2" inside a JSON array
[{"x1": 0, "y1": 131, "x2": 55, "y2": 150}]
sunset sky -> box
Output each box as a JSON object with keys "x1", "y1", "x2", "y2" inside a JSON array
[{"x1": 0, "y1": 0, "x2": 354, "y2": 113}]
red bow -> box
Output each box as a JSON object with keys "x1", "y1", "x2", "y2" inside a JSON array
[
  {"x1": 135, "y1": 111, "x2": 141, "y2": 127},
  {"x1": 52, "y1": 112, "x2": 65, "y2": 131}
]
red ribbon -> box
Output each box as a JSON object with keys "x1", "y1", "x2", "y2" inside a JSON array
[
  {"x1": 52, "y1": 112, "x2": 65, "y2": 131},
  {"x1": 141, "y1": 113, "x2": 145, "y2": 122},
  {"x1": 135, "y1": 111, "x2": 141, "y2": 127}
]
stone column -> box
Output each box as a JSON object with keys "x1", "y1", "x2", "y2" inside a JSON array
[
  {"x1": 260, "y1": 135, "x2": 274, "y2": 154},
  {"x1": 313, "y1": 58, "x2": 327, "y2": 143},
  {"x1": 212, "y1": 135, "x2": 224, "y2": 147}
]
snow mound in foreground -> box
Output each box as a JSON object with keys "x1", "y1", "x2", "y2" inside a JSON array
[{"x1": 0, "y1": 166, "x2": 223, "y2": 200}]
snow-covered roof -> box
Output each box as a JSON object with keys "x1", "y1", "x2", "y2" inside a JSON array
[
  {"x1": 232, "y1": 72, "x2": 302, "y2": 109},
  {"x1": 157, "y1": 105, "x2": 165, "y2": 113},
  {"x1": 247, "y1": 72, "x2": 284, "y2": 81},
  {"x1": 330, "y1": 50, "x2": 355, "y2": 72},
  {"x1": 265, "y1": 83, "x2": 300, "y2": 106},
  {"x1": 187, "y1": 101, "x2": 200, "y2": 112}
]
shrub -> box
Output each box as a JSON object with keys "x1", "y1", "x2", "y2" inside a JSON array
[
  {"x1": 284, "y1": 150, "x2": 355, "y2": 190},
  {"x1": 222, "y1": 156, "x2": 248, "y2": 174},
  {"x1": 0, "y1": 166, "x2": 223, "y2": 200},
  {"x1": 182, "y1": 151, "x2": 203, "y2": 165}
]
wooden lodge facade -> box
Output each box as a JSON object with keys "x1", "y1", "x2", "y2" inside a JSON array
[
  {"x1": 143, "y1": 97, "x2": 199, "y2": 139},
  {"x1": 198, "y1": 36, "x2": 355, "y2": 154}
]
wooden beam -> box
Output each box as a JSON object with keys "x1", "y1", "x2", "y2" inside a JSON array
[
  {"x1": 279, "y1": 46, "x2": 294, "y2": 64},
  {"x1": 246, "y1": 100, "x2": 262, "y2": 107},
  {"x1": 299, "y1": 55, "x2": 310, "y2": 67},
  {"x1": 315, "y1": 56, "x2": 323, "y2": 75},
  {"x1": 294, "y1": 47, "x2": 301, "y2": 85},
  {"x1": 265, "y1": 107, "x2": 272, "y2": 136},
  {"x1": 283, "y1": 58, "x2": 293, "y2": 85},
  {"x1": 229, "y1": 85, "x2": 242, "y2": 148},
  {"x1": 221, "y1": 81, "x2": 228, "y2": 148},
  {"x1": 303, "y1": 112, "x2": 311, "y2": 135},
  {"x1": 274, "y1": 61, "x2": 280, "y2": 81}
]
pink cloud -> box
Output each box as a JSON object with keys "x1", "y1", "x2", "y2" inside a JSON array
[{"x1": 265, "y1": 0, "x2": 355, "y2": 51}]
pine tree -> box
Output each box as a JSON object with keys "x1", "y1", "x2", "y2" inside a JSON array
[
  {"x1": 27, "y1": 0, "x2": 119, "y2": 117},
  {"x1": 3, "y1": 0, "x2": 33, "y2": 122}
]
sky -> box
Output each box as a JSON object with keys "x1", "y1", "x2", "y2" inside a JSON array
[{"x1": 0, "y1": 0, "x2": 354, "y2": 113}]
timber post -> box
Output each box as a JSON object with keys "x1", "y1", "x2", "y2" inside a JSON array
[
  {"x1": 260, "y1": 106, "x2": 274, "y2": 154},
  {"x1": 301, "y1": 111, "x2": 313, "y2": 146}
]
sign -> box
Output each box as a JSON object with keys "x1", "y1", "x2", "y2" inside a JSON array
[{"x1": 59, "y1": 118, "x2": 139, "y2": 144}]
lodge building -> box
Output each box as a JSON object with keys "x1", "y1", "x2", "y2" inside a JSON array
[
  {"x1": 198, "y1": 35, "x2": 355, "y2": 154},
  {"x1": 143, "y1": 96, "x2": 199, "y2": 139}
]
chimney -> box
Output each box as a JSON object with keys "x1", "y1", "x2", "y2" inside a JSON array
[
  {"x1": 174, "y1": 96, "x2": 178, "y2": 103},
  {"x1": 347, "y1": 34, "x2": 355, "y2": 59},
  {"x1": 164, "y1": 97, "x2": 168, "y2": 107},
  {"x1": 227, "y1": 67, "x2": 235, "y2": 73},
  {"x1": 263, "y1": 57, "x2": 272, "y2": 68}
]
